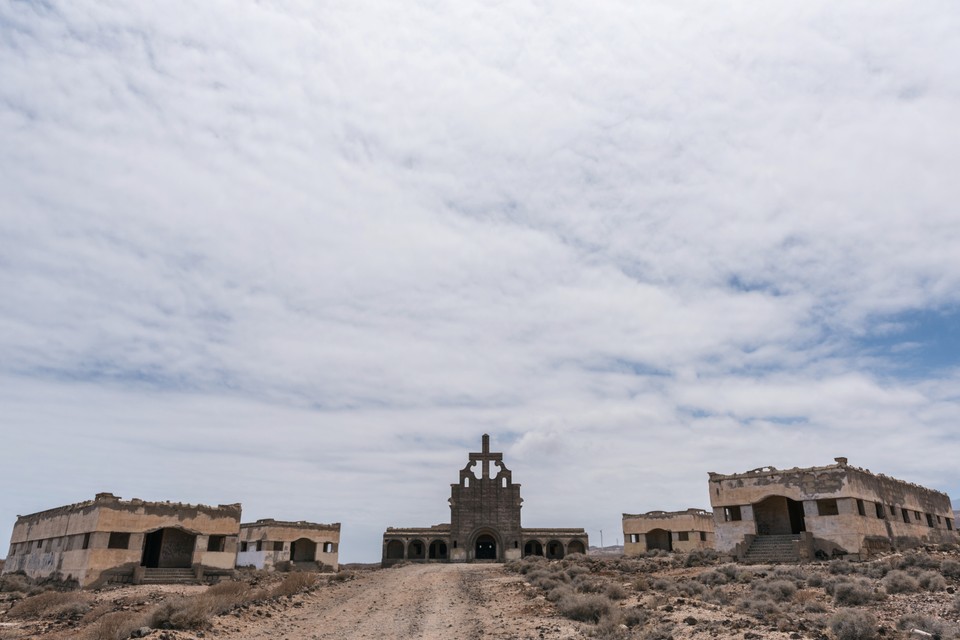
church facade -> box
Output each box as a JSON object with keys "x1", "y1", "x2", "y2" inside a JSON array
[{"x1": 382, "y1": 435, "x2": 588, "y2": 565}]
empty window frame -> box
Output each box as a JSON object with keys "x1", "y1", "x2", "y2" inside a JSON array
[
  {"x1": 699, "y1": 531, "x2": 707, "y2": 542},
  {"x1": 256, "y1": 540, "x2": 263, "y2": 552},
  {"x1": 914, "y1": 511, "x2": 921, "y2": 521},
  {"x1": 273, "y1": 541, "x2": 284, "y2": 552},
  {"x1": 947, "y1": 519, "x2": 954, "y2": 531},
  {"x1": 817, "y1": 499, "x2": 840, "y2": 516},
  {"x1": 240, "y1": 542, "x2": 249, "y2": 552},
  {"x1": 678, "y1": 531, "x2": 689, "y2": 541},
  {"x1": 875, "y1": 502, "x2": 885, "y2": 519},
  {"x1": 108, "y1": 532, "x2": 130, "y2": 549},
  {"x1": 323, "y1": 542, "x2": 335, "y2": 553},
  {"x1": 82, "y1": 533, "x2": 91, "y2": 550},
  {"x1": 926, "y1": 514, "x2": 934, "y2": 528},
  {"x1": 856, "y1": 499, "x2": 866, "y2": 516},
  {"x1": 207, "y1": 535, "x2": 226, "y2": 552},
  {"x1": 902, "y1": 509, "x2": 910, "y2": 524},
  {"x1": 724, "y1": 506, "x2": 742, "y2": 522}
]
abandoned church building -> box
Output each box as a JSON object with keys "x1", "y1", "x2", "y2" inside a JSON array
[
  {"x1": 2, "y1": 493, "x2": 241, "y2": 587},
  {"x1": 622, "y1": 509, "x2": 715, "y2": 556},
  {"x1": 236, "y1": 519, "x2": 341, "y2": 572},
  {"x1": 710, "y1": 458, "x2": 957, "y2": 562},
  {"x1": 382, "y1": 434, "x2": 588, "y2": 565}
]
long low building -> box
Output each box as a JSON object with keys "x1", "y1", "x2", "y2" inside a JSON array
[
  {"x1": 237, "y1": 519, "x2": 340, "y2": 572},
  {"x1": 622, "y1": 509, "x2": 715, "y2": 556},
  {"x1": 709, "y1": 457, "x2": 957, "y2": 561},
  {"x1": 382, "y1": 435, "x2": 588, "y2": 565},
  {"x1": 2, "y1": 493, "x2": 240, "y2": 587}
]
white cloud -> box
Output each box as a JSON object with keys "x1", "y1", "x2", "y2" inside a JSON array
[{"x1": 1, "y1": 0, "x2": 959, "y2": 560}]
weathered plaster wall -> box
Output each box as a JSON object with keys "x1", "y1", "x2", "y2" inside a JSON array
[{"x1": 622, "y1": 510, "x2": 714, "y2": 556}]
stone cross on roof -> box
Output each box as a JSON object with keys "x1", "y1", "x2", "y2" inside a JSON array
[{"x1": 468, "y1": 434, "x2": 503, "y2": 479}]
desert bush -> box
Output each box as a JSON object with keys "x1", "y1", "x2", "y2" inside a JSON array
[
  {"x1": 651, "y1": 578, "x2": 675, "y2": 593},
  {"x1": 832, "y1": 579, "x2": 876, "y2": 606},
  {"x1": 700, "y1": 586, "x2": 731, "y2": 606},
  {"x1": 0, "y1": 573, "x2": 31, "y2": 593},
  {"x1": 683, "y1": 549, "x2": 718, "y2": 567},
  {"x1": 737, "y1": 594, "x2": 781, "y2": 620},
  {"x1": 271, "y1": 572, "x2": 318, "y2": 597},
  {"x1": 150, "y1": 580, "x2": 265, "y2": 630},
  {"x1": 753, "y1": 579, "x2": 797, "y2": 601},
  {"x1": 829, "y1": 559, "x2": 856, "y2": 575},
  {"x1": 897, "y1": 551, "x2": 940, "y2": 570},
  {"x1": 807, "y1": 573, "x2": 824, "y2": 587},
  {"x1": 829, "y1": 609, "x2": 877, "y2": 640},
  {"x1": 897, "y1": 614, "x2": 952, "y2": 640},
  {"x1": 941, "y1": 559, "x2": 960, "y2": 579},
  {"x1": 918, "y1": 570, "x2": 948, "y2": 591},
  {"x1": 676, "y1": 580, "x2": 705, "y2": 597},
  {"x1": 883, "y1": 570, "x2": 919, "y2": 594},
  {"x1": 7, "y1": 591, "x2": 91, "y2": 619},
  {"x1": 556, "y1": 592, "x2": 614, "y2": 623},
  {"x1": 697, "y1": 569, "x2": 728, "y2": 586},
  {"x1": 622, "y1": 606, "x2": 647, "y2": 627},
  {"x1": 604, "y1": 582, "x2": 628, "y2": 600},
  {"x1": 773, "y1": 566, "x2": 808, "y2": 582},
  {"x1": 572, "y1": 575, "x2": 604, "y2": 593},
  {"x1": 328, "y1": 571, "x2": 352, "y2": 582},
  {"x1": 87, "y1": 610, "x2": 150, "y2": 640}
]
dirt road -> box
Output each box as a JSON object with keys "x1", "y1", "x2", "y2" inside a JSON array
[{"x1": 213, "y1": 564, "x2": 581, "y2": 640}]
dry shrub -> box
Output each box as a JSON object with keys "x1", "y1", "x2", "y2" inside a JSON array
[
  {"x1": 0, "y1": 574, "x2": 31, "y2": 594},
  {"x1": 897, "y1": 551, "x2": 940, "y2": 570},
  {"x1": 941, "y1": 559, "x2": 960, "y2": 579},
  {"x1": 7, "y1": 591, "x2": 91, "y2": 619},
  {"x1": 150, "y1": 580, "x2": 264, "y2": 630},
  {"x1": 682, "y1": 549, "x2": 718, "y2": 567},
  {"x1": 883, "y1": 569, "x2": 919, "y2": 594},
  {"x1": 271, "y1": 572, "x2": 318, "y2": 597},
  {"x1": 829, "y1": 609, "x2": 877, "y2": 640},
  {"x1": 826, "y1": 577, "x2": 876, "y2": 606},
  {"x1": 737, "y1": 594, "x2": 781, "y2": 620},
  {"x1": 87, "y1": 610, "x2": 149, "y2": 640},
  {"x1": 604, "y1": 582, "x2": 628, "y2": 600},
  {"x1": 897, "y1": 614, "x2": 955, "y2": 640},
  {"x1": 556, "y1": 592, "x2": 614, "y2": 623},
  {"x1": 328, "y1": 570, "x2": 352, "y2": 582},
  {"x1": 698, "y1": 569, "x2": 729, "y2": 586},
  {"x1": 917, "y1": 570, "x2": 947, "y2": 591},
  {"x1": 641, "y1": 623, "x2": 675, "y2": 640},
  {"x1": 753, "y1": 579, "x2": 797, "y2": 601}
]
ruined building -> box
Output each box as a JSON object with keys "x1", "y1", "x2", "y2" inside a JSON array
[
  {"x1": 710, "y1": 458, "x2": 957, "y2": 562},
  {"x1": 382, "y1": 435, "x2": 588, "y2": 565},
  {"x1": 2, "y1": 493, "x2": 240, "y2": 587},
  {"x1": 237, "y1": 519, "x2": 340, "y2": 572},
  {"x1": 622, "y1": 509, "x2": 715, "y2": 556}
]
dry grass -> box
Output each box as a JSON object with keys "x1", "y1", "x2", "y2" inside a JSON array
[
  {"x1": 7, "y1": 591, "x2": 91, "y2": 619},
  {"x1": 86, "y1": 610, "x2": 150, "y2": 640},
  {"x1": 271, "y1": 572, "x2": 319, "y2": 597},
  {"x1": 150, "y1": 580, "x2": 268, "y2": 630}
]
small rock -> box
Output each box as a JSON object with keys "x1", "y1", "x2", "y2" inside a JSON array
[{"x1": 684, "y1": 616, "x2": 698, "y2": 626}]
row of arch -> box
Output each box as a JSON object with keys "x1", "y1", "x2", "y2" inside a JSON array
[{"x1": 384, "y1": 537, "x2": 586, "y2": 561}]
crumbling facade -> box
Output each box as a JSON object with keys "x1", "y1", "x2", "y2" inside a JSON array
[
  {"x1": 622, "y1": 509, "x2": 715, "y2": 556},
  {"x1": 382, "y1": 435, "x2": 588, "y2": 565},
  {"x1": 2, "y1": 493, "x2": 240, "y2": 587},
  {"x1": 710, "y1": 458, "x2": 957, "y2": 561},
  {"x1": 236, "y1": 519, "x2": 340, "y2": 572}
]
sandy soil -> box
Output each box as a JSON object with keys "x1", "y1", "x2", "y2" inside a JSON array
[{"x1": 211, "y1": 564, "x2": 581, "y2": 640}]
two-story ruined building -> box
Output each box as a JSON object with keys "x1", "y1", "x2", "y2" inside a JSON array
[
  {"x1": 2, "y1": 493, "x2": 240, "y2": 587},
  {"x1": 382, "y1": 435, "x2": 588, "y2": 565},
  {"x1": 710, "y1": 457, "x2": 957, "y2": 562}
]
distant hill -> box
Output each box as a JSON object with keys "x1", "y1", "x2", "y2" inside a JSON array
[{"x1": 588, "y1": 545, "x2": 623, "y2": 557}]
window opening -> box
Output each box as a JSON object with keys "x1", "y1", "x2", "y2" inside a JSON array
[
  {"x1": 82, "y1": 533, "x2": 90, "y2": 550},
  {"x1": 856, "y1": 500, "x2": 866, "y2": 516},
  {"x1": 724, "y1": 506, "x2": 742, "y2": 522},
  {"x1": 817, "y1": 499, "x2": 839, "y2": 516},
  {"x1": 108, "y1": 532, "x2": 130, "y2": 549},
  {"x1": 207, "y1": 535, "x2": 226, "y2": 552},
  {"x1": 678, "y1": 531, "x2": 689, "y2": 541},
  {"x1": 875, "y1": 502, "x2": 885, "y2": 518}
]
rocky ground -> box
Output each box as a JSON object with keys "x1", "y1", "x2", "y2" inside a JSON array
[{"x1": 1, "y1": 548, "x2": 959, "y2": 640}]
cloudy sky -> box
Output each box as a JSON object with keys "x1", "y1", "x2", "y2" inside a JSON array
[{"x1": 2, "y1": 1, "x2": 959, "y2": 563}]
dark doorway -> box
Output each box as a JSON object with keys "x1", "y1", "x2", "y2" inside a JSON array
[
  {"x1": 523, "y1": 540, "x2": 543, "y2": 557},
  {"x1": 291, "y1": 538, "x2": 317, "y2": 562},
  {"x1": 140, "y1": 528, "x2": 195, "y2": 568},
  {"x1": 645, "y1": 529, "x2": 672, "y2": 552},
  {"x1": 428, "y1": 540, "x2": 448, "y2": 559},
  {"x1": 754, "y1": 496, "x2": 806, "y2": 535},
  {"x1": 567, "y1": 540, "x2": 586, "y2": 555},
  {"x1": 386, "y1": 540, "x2": 404, "y2": 559},
  {"x1": 546, "y1": 540, "x2": 565, "y2": 560},
  {"x1": 475, "y1": 534, "x2": 496, "y2": 560}
]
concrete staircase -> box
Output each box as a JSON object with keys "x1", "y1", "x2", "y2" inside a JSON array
[
  {"x1": 140, "y1": 568, "x2": 199, "y2": 584},
  {"x1": 742, "y1": 535, "x2": 801, "y2": 563}
]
